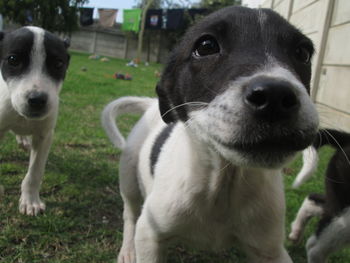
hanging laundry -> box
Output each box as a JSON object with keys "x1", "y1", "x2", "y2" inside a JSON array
[
  {"x1": 80, "y1": 7, "x2": 94, "y2": 26},
  {"x1": 98, "y1": 9, "x2": 118, "y2": 27},
  {"x1": 166, "y1": 9, "x2": 185, "y2": 30},
  {"x1": 145, "y1": 9, "x2": 163, "y2": 29},
  {"x1": 122, "y1": 9, "x2": 142, "y2": 33}
]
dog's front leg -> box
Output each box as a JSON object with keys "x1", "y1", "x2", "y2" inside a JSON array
[
  {"x1": 19, "y1": 130, "x2": 53, "y2": 215},
  {"x1": 134, "y1": 212, "x2": 168, "y2": 263},
  {"x1": 246, "y1": 248, "x2": 292, "y2": 263}
]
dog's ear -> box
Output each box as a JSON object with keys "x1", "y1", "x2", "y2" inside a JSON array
[
  {"x1": 156, "y1": 49, "x2": 189, "y2": 123},
  {"x1": 156, "y1": 82, "x2": 177, "y2": 123},
  {"x1": 0, "y1": 32, "x2": 4, "y2": 57},
  {"x1": 66, "y1": 53, "x2": 71, "y2": 67},
  {"x1": 63, "y1": 38, "x2": 70, "y2": 49}
]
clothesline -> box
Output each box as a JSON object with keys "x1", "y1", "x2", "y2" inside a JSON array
[{"x1": 80, "y1": 7, "x2": 209, "y2": 32}]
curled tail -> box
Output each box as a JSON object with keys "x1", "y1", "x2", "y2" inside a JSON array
[
  {"x1": 101, "y1": 96, "x2": 155, "y2": 149},
  {"x1": 292, "y1": 146, "x2": 318, "y2": 188}
]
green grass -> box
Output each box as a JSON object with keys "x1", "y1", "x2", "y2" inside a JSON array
[{"x1": 0, "y1": 52, "x2": 349, "y2": 262}]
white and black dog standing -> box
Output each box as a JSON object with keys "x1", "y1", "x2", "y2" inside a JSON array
[
  {"x1": 289, "y1": 129, "x2": 350, "y2": 263},
  {"x1": 102, "y1": 6, "x2": 319, "y2": 263},
  {"x1": 0, "y1": 26, "x2": 70, "y2": 215}
]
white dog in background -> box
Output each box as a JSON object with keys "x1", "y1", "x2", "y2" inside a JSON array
[{"x1": 0, "y1": 26, "x2": 70, "y2": 215}]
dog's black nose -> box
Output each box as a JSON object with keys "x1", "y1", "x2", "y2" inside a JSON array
[
  {"x1": 27, "y1": 91, "x2": 48, "y2": 110},
  {"x1": 244, "y1": 79, "x2": 300, "y2": 122}
]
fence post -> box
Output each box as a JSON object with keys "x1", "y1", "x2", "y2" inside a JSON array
[
  {"x1": 311, "y1": 0, "x2": 335, "y2": 101},
  {"x1": 287, "y1": 0, "x2": 294, "y2": 21},
  {"x1": 124, "y1": 36, "x2": 129, "y2": 59},
  {"x1": 91, "y1": 30, "x2": 97, "y2": 54}
]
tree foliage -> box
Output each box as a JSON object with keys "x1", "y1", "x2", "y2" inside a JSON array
[
  {"x1": 0, "y1": 0, "x2": 88, "y2": 34},
  {"x1": 198, "y1": 0, "x2": 242, "y2": 10}
]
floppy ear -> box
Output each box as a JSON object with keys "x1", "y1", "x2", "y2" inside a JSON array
[
  {"x1": 156, "y1": 46, "x2": 189, "y2": 123},
  {"x1": 156, "y1": 82, "x2": 177, "y2": 123},
  {"x1": 66, "y1": 53, "x2": 71, "y2": 66},
  {"x1": 63, "y1": 37, "x2": 70, "y2": 48},
  {"x1": 0, "y1": 32, "x2": 4, "y2": 58}
]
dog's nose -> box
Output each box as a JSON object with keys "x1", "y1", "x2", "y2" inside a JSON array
[
  {"x1": 27, "y1": 91, "x2": 48, "y2": 110},
  {"x1": 244, "y1": 79, "x2": 300, "y2": 122}
]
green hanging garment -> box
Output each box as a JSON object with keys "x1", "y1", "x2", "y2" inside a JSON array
[{"x1": 122, "y1": 9, "x2": 142, "y2": 33}]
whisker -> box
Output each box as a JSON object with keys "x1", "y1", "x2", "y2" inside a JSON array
[
  {"x1": 322, "y1": 129, "x2": 350, "y2": 167},
  {"x1": 219, "y1": 161, "x2": 231, "y2": 173},
  {"x1": 161, "y1": 101, "x2": 209, "y2": 119},
  {"x1": 203, "y1": 86, "x2": 220, "y2": 95}
]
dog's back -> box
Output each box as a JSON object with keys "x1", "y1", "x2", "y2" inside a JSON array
[
  {"x1": 314, "y1": 129, "x2": 350, "y2": 149},
  {"x1": 293, "y1": 129, "x2": 350, "y2": 188}
]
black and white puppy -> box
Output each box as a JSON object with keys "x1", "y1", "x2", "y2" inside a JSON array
[
  {"x1": 102, "y1": 6, "x2": 319, "y2": 263},
  {"x1": 0, "y1": 26, "x2": 70, "y2": 215},
  {"x1": 289, "y1": 129, "x2": 350, "y2": 263}
]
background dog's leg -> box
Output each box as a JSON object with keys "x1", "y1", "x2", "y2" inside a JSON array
[
  {"x1": 289, "y1": 195, "x2": 324, "y2": 243},
  {"x1": 306, "y1": 209, "x2": 350, "y2": 263},
  {"x1": 134, "y1": 212, "x2": 168, "y2": 263},
  {"x1": 19, "y1": 130, "x2": 53, "y2": 215}
]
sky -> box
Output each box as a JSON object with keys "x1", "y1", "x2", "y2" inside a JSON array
[{"x1": 83, "y1": 0, "x2": 263, "y2": 23}]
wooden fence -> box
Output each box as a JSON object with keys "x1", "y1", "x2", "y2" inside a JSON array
[{"x1": 261, "y1": 0, "x2": 350, "y2": 132}]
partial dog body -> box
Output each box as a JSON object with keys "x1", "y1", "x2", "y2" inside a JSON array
[
  {"x1": 0, "y1": 26, "x2": 70, "y2": 215},
  {"x1": 102, "y1": 6, "x2": 319, "y2": 263},
  {"x1": 289, "y1": 129, "x2": 350, "y2": 263}
]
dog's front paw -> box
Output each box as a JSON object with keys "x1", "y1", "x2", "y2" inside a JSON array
[
  {"x1": 288, "y1": 228, "x2": 302, "y2": 244},
  {"x1": 16, "y1": 135, "x2": 32, "y2": 151},
  {"x1": 19, "y1": 192, "x2": 46, "y2": 216},
  {"x1": 117, "y1": 246, "x2": 136, "y2": 263}
]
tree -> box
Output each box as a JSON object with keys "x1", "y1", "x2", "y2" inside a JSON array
[
  {"x1": 0, "y1": 0, "x2": 88, "y2": 35},
  {"x1": 136, "y1": 0, "x2": 155, "y2": 62}
]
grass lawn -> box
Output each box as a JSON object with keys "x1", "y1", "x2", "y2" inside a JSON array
[{"x1": 0, "y1": 51, "x2": 349, "y2": 262}]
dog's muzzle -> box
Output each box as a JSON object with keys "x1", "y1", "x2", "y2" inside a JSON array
[
  {"x1": 235, "y1": 78, "x2": 316, "y2": 150},
  {"x1": 24, "y1": 91, "x2": 49, "y2": 118},
  {"x1": 214, "y1": 77, "x2": 318, "y2": 167},
  {"x1": 244, "y1": 78, "x2": 300, "y2": 123}
]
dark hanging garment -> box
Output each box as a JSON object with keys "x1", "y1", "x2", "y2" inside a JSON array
[
  {"x1": 166, "y1": 9, "x2": 185, "y2": 30},
  {"x1": 145, "y1": 9, "x2": 163, "y2": 29},
  {"x1": 80, "y1": 8, "x2": 94, "y2": 26}
]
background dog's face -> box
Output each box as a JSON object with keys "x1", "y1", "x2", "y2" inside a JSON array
[
  {"x1": 0, "y1": 26, "x2": 70, "y2": 120},
  {"x1": 157, "y1": 6, "x2": 319, "y2": 168}
]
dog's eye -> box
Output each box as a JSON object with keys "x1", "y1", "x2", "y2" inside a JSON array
[
  {"x1": 294, "y1": 45, "x2": 312, "y2": 64},
  {"x1": 193, "y1": 36, "x2": 220, "y2": 57},
  {"x1": 7, "y1": 55, "x2": 21, "y2": 67}
]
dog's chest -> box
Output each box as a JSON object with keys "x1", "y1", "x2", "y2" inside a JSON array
[
  {"x1": 169, "y1": 167, "x2": 275, "y2": 251},
  {"x1": 180, "y1": 204, "x2": 239, "y2": 250},
  {"x1": 0, "y1": 110, "x2": 52, "y2": 135}
]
